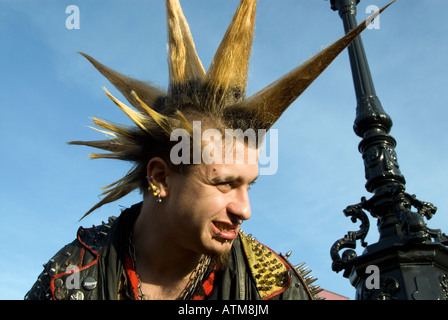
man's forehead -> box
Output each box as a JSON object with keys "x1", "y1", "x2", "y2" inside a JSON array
[
  {"x1": 204, "y1": 161, "x2": 259, "y2": 183},
  {"x1": 202, "y1": 137, "x2": 260, "y2": 163}
]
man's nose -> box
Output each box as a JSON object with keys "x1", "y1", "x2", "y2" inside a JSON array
[{"x1": 227, "y1": 188, "x2": 252, "y2": 222}]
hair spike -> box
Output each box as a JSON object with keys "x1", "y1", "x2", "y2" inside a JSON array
[
  {"x1": 86, "y1": 126, "x2": 117, "y2": 138},
  {"x1": 79, "y1": 173, "x2": 141, "y2": 221},
  {"x1": 166, "y1": 0, "x2": 205, "y2": 92},
  {"x1": 79, "y1": 52, "x2": 167, "y2": 112},
  {"x1": 131, "y1": 90, "x2": 173, "y2": 134},
  {"x1": 68, "y1": 139, "x2": 135, "y2": 153},
  {"x1": 202, "y1": 0, "x2": 257, "y2": 108},
  {"x1": 103, "y1": 87, "x2": 153, "y2": 134},
  {"x1": 90, "y1": 117, "x2": 133, "y2": 139},
  {"x1": 176, "y1": 110, "x2": 193, "y2": 135}
]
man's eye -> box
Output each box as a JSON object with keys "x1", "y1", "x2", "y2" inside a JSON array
[{"x1": 216, "y1": 182, "x2": 233, "y2": 192}]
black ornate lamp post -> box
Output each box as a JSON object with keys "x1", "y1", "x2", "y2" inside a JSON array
[{"x1": 329, "y1": 0, "x2": 448, "y2": 299}]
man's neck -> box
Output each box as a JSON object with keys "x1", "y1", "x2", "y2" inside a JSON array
[{"x1": 130, "y1": 199, "x2": 203, "y2": 299}]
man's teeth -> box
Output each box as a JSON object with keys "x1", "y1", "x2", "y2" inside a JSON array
[{"x1": 215, "y1": 223, "x2": 235, "y2": 231}]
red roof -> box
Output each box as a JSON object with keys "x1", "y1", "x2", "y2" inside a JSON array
[{"x1": 318, "y1": 289, "x2": 350, "y2": 300}]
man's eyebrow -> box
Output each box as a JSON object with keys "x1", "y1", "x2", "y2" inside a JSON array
[
  {"x1": 211, "y1": 176, "x2": 240, "y2": 183},
  {"x1": 211, "y1": 175, "x2": 258, "y2": 185},
  {"x1": 249, "y1": 177, "x2": 258, "y2": 185}
]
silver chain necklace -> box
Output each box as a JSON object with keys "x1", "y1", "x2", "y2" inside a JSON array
[{"x1": 128, "y1": 234, "x2": 211, "y2": 300}]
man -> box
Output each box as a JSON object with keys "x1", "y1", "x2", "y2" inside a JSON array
[{"x1": 25, "y1": 0, "x2": 390, "y2": 300}]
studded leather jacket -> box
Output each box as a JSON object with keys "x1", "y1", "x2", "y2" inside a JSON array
[{"x1": 25, "y1": 203, "x2": 318, "y2": 300}]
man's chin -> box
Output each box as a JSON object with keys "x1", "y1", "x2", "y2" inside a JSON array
[
  {"x1": 201, "y1": 236, "x2": 233, "y2": 270},
  {"x1": 210, "y1": 249, "x2": 231, "y2": 271}
]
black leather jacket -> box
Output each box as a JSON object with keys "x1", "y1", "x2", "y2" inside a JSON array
[{"x1": 25, "y1": 203, "x2": 315, "y2": 300}]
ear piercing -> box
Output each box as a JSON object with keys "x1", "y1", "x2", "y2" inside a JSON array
[{"x1": 148, "y1": 176, "x2": 162, "y2": 203}]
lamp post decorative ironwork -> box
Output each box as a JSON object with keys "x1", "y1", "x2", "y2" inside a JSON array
[{"x1": 329, "y1": 0, "x2": 448, "y2": 300}]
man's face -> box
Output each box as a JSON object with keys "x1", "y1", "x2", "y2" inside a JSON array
[{"x1": 165, "y1": 141, "x2": 259, "y2": 257}]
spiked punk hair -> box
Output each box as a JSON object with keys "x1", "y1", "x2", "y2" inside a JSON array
[{"x1": 70, "y1": 0, "x2": 394, "y2": 219}]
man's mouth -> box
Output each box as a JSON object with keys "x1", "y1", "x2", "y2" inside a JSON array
[{"x1": 211, "y1": 221, "x2": 240, "y2": 241}]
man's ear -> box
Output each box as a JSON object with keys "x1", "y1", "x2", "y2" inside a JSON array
[{"x1": 146, "y1": 158, "x2": 170, "y2": 197}]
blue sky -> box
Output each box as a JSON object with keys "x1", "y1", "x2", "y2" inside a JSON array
[{"x1": 1, "y1": 0, "x2": 447, "y2": 300}]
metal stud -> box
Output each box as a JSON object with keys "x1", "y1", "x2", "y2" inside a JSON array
[
  {"x1": 310, "y1": 286, "x2": 324, "y2": 295},
  {"x1": 107, "y1": 216, "x2": 116, "y2": 225},
  {"x1": 306, "y1": 276, "x2": 318, "y2": 284},
  {"x1": 305, "y1": 275, "x2": 315, "y2": 284},
  {"x1": 298, "y1": 266, "x2": 308, "y2": 273},
  {"x1": 294, "y1": 262, "x2": 306, "y2": 270},
  {"x1": 301, "y1": 269, "x2": 312, "y2": 277}
]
